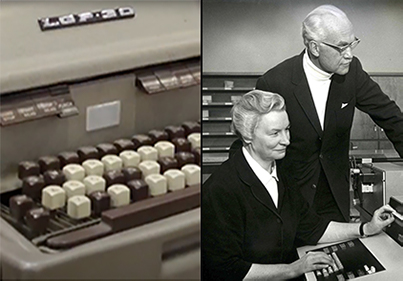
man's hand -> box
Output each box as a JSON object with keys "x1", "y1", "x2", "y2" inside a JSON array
[{"x1": 364, "y1": 205, "x2": 396, "y2": 236}]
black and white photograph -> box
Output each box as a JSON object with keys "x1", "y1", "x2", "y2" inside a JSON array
[{"x1": 202, "y1": 0, "x2": 403, "y2": 280}]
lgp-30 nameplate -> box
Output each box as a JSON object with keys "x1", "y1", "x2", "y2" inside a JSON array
[{"x1": 38, "y1": 7, "x2": 135, "y2": 31}]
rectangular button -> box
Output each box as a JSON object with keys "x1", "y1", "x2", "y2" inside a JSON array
[
  {"x1": 171, "y1": 66, "x2": 197, "y2": 87},
  {"x1": 2, "y1": 98, "x2": 39, "y2": 125},
  {"x1": 136, "y1": 74, "x2": 165, "y2": 94},
  {"x1": 187, "y1": 63, "x2": 200, "y2": 83},
  {"x1": 154, "y1": 70, "x2": 179, "y2": 90},
  {"x1": 0, "y1": 109, "x2": 18, "y2": 125}
]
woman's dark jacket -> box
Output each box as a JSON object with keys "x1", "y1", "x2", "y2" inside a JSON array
[{"x1": 202, "y1": 149, "x2": 330, "y2": 280}]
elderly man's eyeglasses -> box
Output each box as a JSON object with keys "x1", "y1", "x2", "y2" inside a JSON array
[{"x1": 320, "y1": 38, "x2": 360, "y2": 54}]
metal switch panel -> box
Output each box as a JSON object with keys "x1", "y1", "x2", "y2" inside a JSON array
[
  {"x1": 0, "y1": 85, "x2": 78, "y2": 126},
  {"x1": 136, "y1": 57, "x2": 200, "y2": 94}
]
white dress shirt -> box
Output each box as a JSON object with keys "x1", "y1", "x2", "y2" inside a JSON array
[
  {"x1": 303, "y1": 50, "x2": 333, "y2": 130},
  {"x1": 242, "y1": 147, "x2": 279, "y2": 208}
]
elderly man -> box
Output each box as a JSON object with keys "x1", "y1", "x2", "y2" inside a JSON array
[{"x1": 231, "y1": 5, "x2": 403, "y2": 222}]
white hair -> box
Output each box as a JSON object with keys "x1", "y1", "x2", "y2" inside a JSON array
[
  {"x1": 302, "y1": 5, "x2": 351, "y2": 47},
  {"x1": 231, "y1": 90, "x2": 286, "y2": 143}
]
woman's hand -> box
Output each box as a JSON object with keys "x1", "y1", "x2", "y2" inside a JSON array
[
  {"x1": 290, "y1": 251, "x2": 335, "y2": 276},
  {"x1": 364, "y1": 205, "x2": 395, "y2": 236}
]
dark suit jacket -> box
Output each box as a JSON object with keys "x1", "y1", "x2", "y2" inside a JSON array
[
  {"x1": 202, "y1": 149, "x2": 329, "y2": 281},
  {"x1": 253, "y1": 51, "x2": 403, "y2": 221}
]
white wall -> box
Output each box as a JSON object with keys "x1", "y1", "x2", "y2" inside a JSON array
[{"x1": 203, "y1": 0, "x2": 403, "y2": 73}]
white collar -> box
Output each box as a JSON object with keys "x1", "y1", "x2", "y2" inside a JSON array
[
  {"x1": 242, "y1": 147, "x2": 279, "y2": 184},
  {"x1": 303, "y1": 49, "x2": 333, "y2": 81}
]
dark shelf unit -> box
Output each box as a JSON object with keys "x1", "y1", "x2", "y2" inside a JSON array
[
  {"x1": 202, "y1": 117, "x2": 232, "y2": 122},
  {"x1": 202, "y1": 72, "x2": 402, "y2": 182},
  {"x1": 202, "y1": 87, "x2": 254, "y2": 92},
  {"x1": 202, "y1": 102, "x2": 234, "y2": 106},
  {"x1": 202, "y1": 74, "x2": 259, "y2": 182}
]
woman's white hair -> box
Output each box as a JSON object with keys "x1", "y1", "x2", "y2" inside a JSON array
[
  {"x1": 302, "y1": 5, "x2": 350, "y2": 47},
  {"x1": 231, "y1": 90, "x2": 286, "y2": 143}
]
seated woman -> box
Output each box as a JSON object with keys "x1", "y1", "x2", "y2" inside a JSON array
[{"x1": 202, "y1": 90, "x2": 394, "y2": 281}]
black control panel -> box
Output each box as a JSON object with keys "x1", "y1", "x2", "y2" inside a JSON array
[{"x1": 308, "y1": 239, "x2": 384, "y2": 280}]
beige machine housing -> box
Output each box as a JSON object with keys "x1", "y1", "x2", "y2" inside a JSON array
[{"x1": 0, "y1": 1, "x2": 200, "y2": 279}]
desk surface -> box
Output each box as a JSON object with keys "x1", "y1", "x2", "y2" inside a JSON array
[{"x1": 297, "y1": 232, "x2": 403, "y2": 280}]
